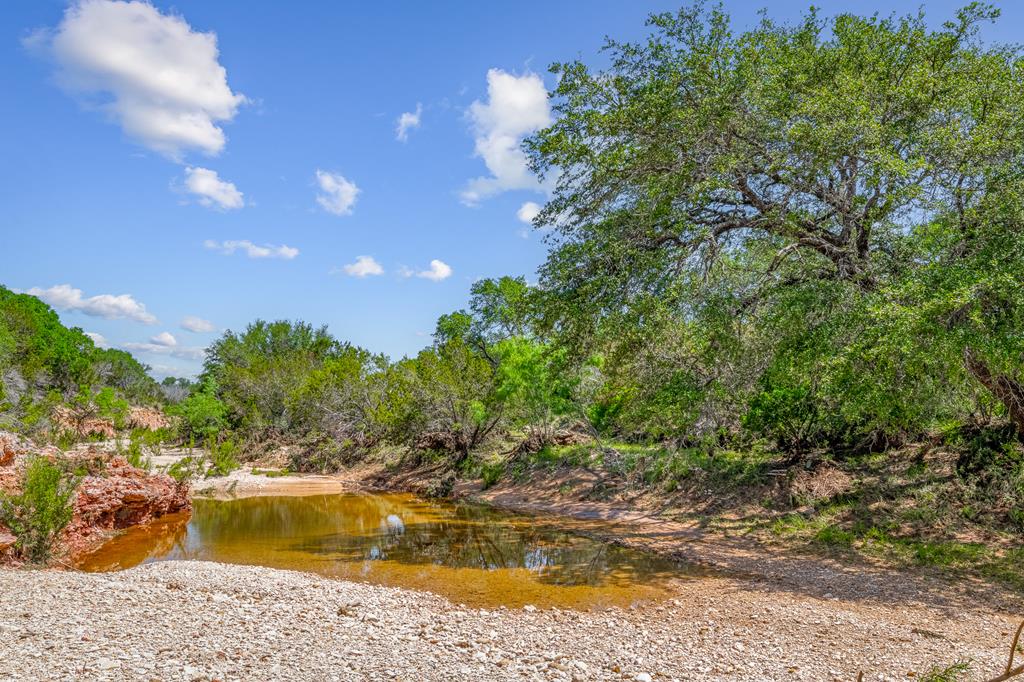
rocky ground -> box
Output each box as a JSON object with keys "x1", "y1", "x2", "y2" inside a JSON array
[{"x1": 0, "y1": 560, "x2": 1019, "y2": 682}]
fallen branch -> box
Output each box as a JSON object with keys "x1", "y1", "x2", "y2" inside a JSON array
[{"x1": 987, "y1": 619, "x2": 1024, "y2": 682}]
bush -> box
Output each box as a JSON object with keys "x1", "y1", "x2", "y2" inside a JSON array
[
  {"x1": 205, "y1": 439, "x2": 240, "y2": 478},
  {"x1": 166, "y1": 455, "x2": 202, "y2": 483},
  {"x1": 479, "y1": 459, "x2": 505, "y2": 489},
  {"x1": 121, "y1": 432, "x2": 151, "y2": 471},
  {"x1": 169, "y1": 380, "x2": 227, "y2": 444},
  {"x1": 0, "y1": 457, "x2": 78, "y2": 563}
]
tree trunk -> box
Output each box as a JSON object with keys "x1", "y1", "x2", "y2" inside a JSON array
[{"x1": 963, "y1": 348, "x2": 1024, "y2": 434}]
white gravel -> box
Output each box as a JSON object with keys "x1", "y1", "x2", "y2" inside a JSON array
[{"x1": 0, "y1": 561, "x2": 1017, "y2": 681}]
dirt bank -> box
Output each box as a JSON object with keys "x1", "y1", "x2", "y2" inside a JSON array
[{"x1": 1, "y1": 560, "x2": 1018, "y2": 681}]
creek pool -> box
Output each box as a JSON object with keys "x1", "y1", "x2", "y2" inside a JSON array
[{"x1": 76, "y1": 492, "x2": 698, "y2": 609}]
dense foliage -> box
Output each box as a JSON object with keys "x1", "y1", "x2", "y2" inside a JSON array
[
  {"x1": 0, "y1": 285, "x2": 162, "y2": 435},
  {"x1": 185, "y1": 5, "x2": 1024, "y2": 489},
  {"x1": 2, "y1": 5, "x2": 1022, "y2": 514}
]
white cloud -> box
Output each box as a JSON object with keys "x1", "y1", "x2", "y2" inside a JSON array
[
  {"x1": 180, "y1": 316, "x2": 215, "y2": 333},
  {"x1": 415, "y1": 259, "x2": 452, "y2": 282},
  {"x1": 30, "y1": 0, "x2": 246, "y2": 159},
  {"x1": 184, "y1": 167, "x2": 243, "y2": 210},
  {"x1": 315, "y1": 170, "x2": 359, "y2": 216},
  {"x1": 148, "y1": 363, "x2": 194, "y2": 379},
  {"x1": 517, "y1": 201, "x2": 541, "y2": 224},
  {"x1": 395, "y1": 103, "x2": 422, "y2": 142},
  {"x1": 150, "y1": 331, "x2": 177, "y2": 346},
  {"x1": 85, "y1": 331, "x2": 109, "y2": 348},
  {"x1": 203, "y1": 239, "x2": 299, "y2": 260},
  {"x1": 460, "y1": 69, "x2": 552, "y2": 205},
  {"x1": 124, "y1": 329, "x2": 203, "y2": 359},
  {"x1": 123, "y1": 341, "x2": 205, "y2": 361},
  {"x1": 26, "y1": 284, "x2": 157, "y2": 323},
  {"x1": 340, "y1": 255, "x2": 384, "y2": 278}
]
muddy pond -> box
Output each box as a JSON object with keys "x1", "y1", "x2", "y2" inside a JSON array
[{"x1": 76, "y1": 492, "x2": 698, "y2": 609}]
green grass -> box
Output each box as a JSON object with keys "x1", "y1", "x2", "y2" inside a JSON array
[{"x1": 917, "y1": 660, "x2": 971, "y2": 682}]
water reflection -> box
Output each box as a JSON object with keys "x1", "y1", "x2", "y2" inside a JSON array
[{"x1": 76, "y1": 493, "x2": 696, "y2": 608}]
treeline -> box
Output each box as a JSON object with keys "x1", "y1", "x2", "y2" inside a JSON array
[
  {"x1": 0, "y1": 286, "x2": 164, "y2": 436},
  {"x1": 181, "y1": 4, "x2": 1024, "y2": 479}
]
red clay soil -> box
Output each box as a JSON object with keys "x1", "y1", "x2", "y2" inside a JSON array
[{"x1": 0, "y1": 431, "x2": 189, "y2": 563}]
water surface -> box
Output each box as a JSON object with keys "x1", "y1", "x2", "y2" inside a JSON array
[{"x1": 76, "y1": 492, "x2": 696, "y2": 609}]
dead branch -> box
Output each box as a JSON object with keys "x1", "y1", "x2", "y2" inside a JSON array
[{"x1": 988, "y1": 619, "x2": 1024, "y2": 682}]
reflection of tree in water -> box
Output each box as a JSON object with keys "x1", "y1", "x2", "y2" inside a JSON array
[
  {"x1": 273, "y1": 496, "x2": 684, "y2": 588},
  {"x1": 83, "y1": 493, "x2": 687, "y2": 590}
]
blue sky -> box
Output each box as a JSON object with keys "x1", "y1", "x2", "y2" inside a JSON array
[{"x1": 2, "y1": 1, "x2": 1020, "y2": 378}]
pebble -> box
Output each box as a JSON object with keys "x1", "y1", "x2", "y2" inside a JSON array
[{"x1": 0, "y1": 561, "x2": 1012, "y2": 681}]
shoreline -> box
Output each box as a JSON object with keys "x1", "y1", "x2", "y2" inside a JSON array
[{"x1": 183, "y1": 459, "x2": 1023, "y2": 616}]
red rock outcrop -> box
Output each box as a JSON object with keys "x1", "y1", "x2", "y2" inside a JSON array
[
  {"x1": 127, "y1": 407, "x2": 171, "y2": 431},
  {"x1": 50, "y1": 407, "x2": 116, "y2": 439},
  {"x1": 0, "y1": 432, "x2": 190, "y2": 563},
  {"x1": 61, "y1": 456, "x2": 191, "y2": 558}
]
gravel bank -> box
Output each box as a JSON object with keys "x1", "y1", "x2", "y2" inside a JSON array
[{"x1": 0, "y1": 561, "x2": 1017, "y2": 681}]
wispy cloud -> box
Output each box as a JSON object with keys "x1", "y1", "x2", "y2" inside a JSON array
[
  {"x1": 315, "y1": 169, "x2": 359, "y2": 216},
  {"x1": 184, "y1": 167, "x2": 243, "y2": 209},
  {"x1": 24, "y1": 284, "x2": 156, "y2": 324},
  {"x1": 28, "y1": 0, "x2": 246, "y2": 159},
  {"x1": 395, "y1": 103, "x2": 422, "y2": 142},
  {"x1": 203, "y1": 239, "x2": 299, "y2": 260},
  {"x1": 180, "y1": 316, "x2": 215, "y2": 333}
]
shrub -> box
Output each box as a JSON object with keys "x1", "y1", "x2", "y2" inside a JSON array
[
  {"x1": 206, "y1": 439, "x2": 240, "y2": 478},
  {"x1": 0, "y1": 457, "x2": 78, "y2": 563},
  {"x1": 169, "y1": 380, "x2": 227, "y2": 444},
  {"x1": 166, "y1": 455, "x2": 202, "y2": 483},
  {"x1": 479, "y1": 459, "x2": 505, "y2": 489},
  {"x1": 122, "y1": 432, "x2": 151, "y2": 471}
]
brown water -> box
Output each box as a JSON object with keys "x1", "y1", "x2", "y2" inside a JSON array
[{"x1": 76, "y1": 492, "x2": 697, "y2": 609}]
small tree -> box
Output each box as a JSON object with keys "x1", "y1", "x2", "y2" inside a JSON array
[
  {"x1": 0, "y1": 457, "x2": 78, "y2": 563},
  {"x1": 494, "y1": 337, "x2": 577, "y2": 449},
  {"x1": 169, "y1": 378, "x2": 227, "y2": 444}
]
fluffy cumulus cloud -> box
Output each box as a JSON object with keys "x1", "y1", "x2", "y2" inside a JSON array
[
  {"x1": 395, "y1": 103, "x2": 422, "y2": 142},
  {"x1": 406, "y1": 259, "x2": 452, "y2": 282},
  {"x1": 203, "y1": 239, "x2": 299, "y2": 260},
  {"x1": 340, "y1": 255, "x2": 384, "y2": 278},
  {"x1": 184, "y1": 167, "x2": 243, "y2": 210},
  {"x1": 461, "y1": 69, "x2": 552, "y2": 205},
  {"x1": 123, "y1": 330, "x2": 204, "y2": 360},
  {"x1": 315, "y1": 170, "x2": 359, "y2": 216},
  {"x1": 84, "y1": 331, "x2": 109, "y2": 348},
  {"x1": 180, "y1": 316, "x2": 215, "y2": 333},
  {"x1": 150, "y1": 331, "x2": 177, "y2": 346},
  {"x1": 29, "y1": 0, "x2": 246, "y2": 159},
  {"x1": 25, "y1": 284, "x2": 156, "y2": 323},
  {"x1": 516, "y1": 201, "x2": 541, "y2": 224}
]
